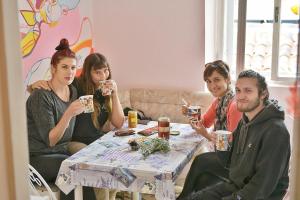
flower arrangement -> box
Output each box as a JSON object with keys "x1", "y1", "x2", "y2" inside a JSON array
[{"x1": 128, "y1": 137, "x2": 170, "y2": 158}]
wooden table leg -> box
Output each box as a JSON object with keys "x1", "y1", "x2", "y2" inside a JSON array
[
  {"x1": 74, "y1": 186, "x2": 83, "y2": 200},
  {"x1": 132, "y1": 192, "x2": 141, "y2": 200},
  {"x1": 104, "y1": 188, "x2": 109, "y2": 200}
]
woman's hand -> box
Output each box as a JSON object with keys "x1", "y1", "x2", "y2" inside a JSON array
[
  {"x1": 210, "y1": 132, "x2": 217, "y2": 144},
  {"x1": 190, "y1": 119, "x2": 214, "y2": 142},
  {"x1": 100, "y1": 80, "x2": 117, "y2": 96},
  {"x1": 49, "y1": 100, "x2": 84, "y2": 147},
  {"x1": 65, "y1": 100, "x2": 85, "y2": 118},
  {"x1": 29, "y1": 80, "x2": 51, "y2": 92},
  {"x1": 181, "y1": 99, "x2": 190, "y2": 116},
  {"x1": 182, "y1": 105, "x2": 188, "y2": 116},
  {"x1": 107, "y1": 80, "x2": 118, "y2": 94}
]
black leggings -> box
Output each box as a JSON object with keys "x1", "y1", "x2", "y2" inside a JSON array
[
  {"x1": 30, "y1": 154, "x2": 96, "y2": 200},
  {"x1": 30, "y1": 153, "x2": 69, "y2": 182},
  {"x1": 177, "y1": 151, "x2": 230, "y2": 199}
]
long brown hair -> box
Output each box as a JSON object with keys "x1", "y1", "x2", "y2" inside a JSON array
[{"x1": 78, "y1": 53, "x2": 112, "y2": 130}]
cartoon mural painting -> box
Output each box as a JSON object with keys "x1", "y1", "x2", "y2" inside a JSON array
[
  {"x1": 20, "y1": 0, "x2": 80, "y2": 57},
  {"x1": 18, "y1": 0, "x2": 94, "y2": 95},
  {"x1": 24, "y1": 17, "x2": 93, "y2": 91}
]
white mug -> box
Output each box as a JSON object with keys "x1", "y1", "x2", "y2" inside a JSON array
[
  {"x1": 79, "y1": 95, "x2": 94, "y2": 113},
  {"x1": 99, "y1": 80, "x2": 113, "y2": 96},
  {"x1": 215, "y1": 130, "x2": 232, "y2": 151}
]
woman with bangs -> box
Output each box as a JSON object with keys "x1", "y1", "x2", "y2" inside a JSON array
[
  {"x1": 69, "y1": 53, "x2": 124, "y2": 150},
  {"x1": 69, "y1": 53, "x2": 124, "y2": 200}
]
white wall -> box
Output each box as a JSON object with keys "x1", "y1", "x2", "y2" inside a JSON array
[
  {"x1": 269, "y1": 86, "x2": 295, "y2": 137},
  {"x1": 92, "y1": 0, "x2": 205, "y2": 91}
]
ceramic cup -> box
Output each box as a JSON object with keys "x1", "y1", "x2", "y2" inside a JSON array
[
  {"x1": 79, "y1": 95, "x2": 94, "y2": 113},
  {"x1": 187, "y1": 105, "x2": 201, "y2": 121},
  {"x1": 99, "y1": 80, "x2": 113, "y2": 96},
  {"x1": 215, "y1": 130, "x2": 232, "y2": 151}
]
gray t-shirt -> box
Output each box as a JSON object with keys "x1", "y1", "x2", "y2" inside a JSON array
[{"x1": 27, "y1": 85, "x2": 77, "y2": 156}]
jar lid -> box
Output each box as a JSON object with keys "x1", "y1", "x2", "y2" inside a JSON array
[{"x1": 158, "y1": 117, "x2": 170, "y2": 122}]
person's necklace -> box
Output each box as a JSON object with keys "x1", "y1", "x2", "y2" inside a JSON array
[{"x1": 47, "y1": 80, "x2": 70, "y2": 102}]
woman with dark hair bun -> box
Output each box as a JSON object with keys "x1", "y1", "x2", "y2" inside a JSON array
[
  {"x1": 29, "y1": 45, "x2": 124, "y2": 200},
  {"x1": 27, "y1": 39, "x2": 86, "y2": 199},
  {"x1": 27, "y1": 38, "x2": 98, "y2": 200},
  {"x1": 177, "y1": 60, "x2": 242, "y2": 199}
]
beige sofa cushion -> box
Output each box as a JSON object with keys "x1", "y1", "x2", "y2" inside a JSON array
[
  {"x1": 120, "y1": 88, "x2": 213, "y2": 123},
  {"x1": 118, "y1": 90, "x2": 131, "y2": 108}
]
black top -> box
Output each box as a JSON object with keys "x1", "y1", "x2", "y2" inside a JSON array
[
  {"x1": 71, "y1": 79, "x2": 109, "y2": 145},
  {"x1": 27, "y1": 85, "x2": 77, "y2": 156}
]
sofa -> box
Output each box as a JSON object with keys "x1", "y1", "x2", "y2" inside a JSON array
[{"x1": 118, "y1": 88, "x2": 214, "y2": 124}]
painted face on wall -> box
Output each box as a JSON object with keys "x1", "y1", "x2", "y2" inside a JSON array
[
  {"x1": 52, "y1": 57, "x2": 77, "y2": 85},
  {"x1": 205, "y1": 70, "x2": 230, "y2": 98},
  {"x1": 90, "y1": 67, "x2": 110, "y2": 86},
  {"x1": 235, "y1": 77, "x2": 265, "y2": 113}
]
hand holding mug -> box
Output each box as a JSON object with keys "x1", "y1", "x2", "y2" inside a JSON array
[
  {"x1": 105, "y1": 80, "x2": 117, "y2": 93},
  {"x1": 66, "y1": 100, "x2": 85, "y2": 117},
  {"x1": 190, "y1": 119, "x2": 213, "y2": 141},
  {"x1": 99, "y1": 80, "x2": 116, "y2": 96},
  {"x1": 182, "y1": 105, "x2": 188, "y2": 116},
  {"x1": 210, "y1": 132, "x2": 217, "y2": 144},
  {"x1": 181, "y1": 98, "x2": 189, "y2": 116},
  {"x1": 190, "y1": 119, "x2": 206, "y2": 133}
]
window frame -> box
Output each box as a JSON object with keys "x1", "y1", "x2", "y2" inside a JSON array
[{"x1": 206, "y1": 0, "x2": 298, "y2": 83}]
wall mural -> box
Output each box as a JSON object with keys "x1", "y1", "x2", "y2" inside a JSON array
[{"x1": 18, "y1": 0, "x2": 94, "y2": 95}]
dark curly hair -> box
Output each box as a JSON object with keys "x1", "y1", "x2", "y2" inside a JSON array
[{"x1": 238, "y1": 69, "x2": 269, "y2": 104}]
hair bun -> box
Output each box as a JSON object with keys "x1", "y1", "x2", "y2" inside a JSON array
[{"x1": 55, "y1": 38, "x2": 70, "y2": 51}]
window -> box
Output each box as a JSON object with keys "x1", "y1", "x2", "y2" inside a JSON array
[{"x1": 206, "y1": 0, "x2": 299, "y2": 82}]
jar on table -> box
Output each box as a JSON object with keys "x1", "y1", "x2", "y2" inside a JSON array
[
  {"x1": 158, "y1": 117, "x2": 170, "y2": 140},
  {"x1": 128, "y1": 110, "x2": 138, "y2": 128}
]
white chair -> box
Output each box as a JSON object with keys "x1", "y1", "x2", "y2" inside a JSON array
[{"x1": 28, "y1": 164, "x2": 59, "y2": 200}]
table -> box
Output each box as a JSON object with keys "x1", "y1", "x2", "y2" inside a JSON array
[{"x1": 56, "y1": 121, "x2": 204, "y2": 200}]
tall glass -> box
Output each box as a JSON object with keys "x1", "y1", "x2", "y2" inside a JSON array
[
  {"x1": 128, "y1": 111, "x2": 137, "y2": 128},
  {"x1": 158, "y1": 117, "x2": 170, "y2": 140}
]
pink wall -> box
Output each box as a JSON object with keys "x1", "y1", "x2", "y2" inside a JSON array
[
  {"x1": 18, "y1": 0, "x2": 94, "y2": 94},
  {"x1": 92, "y1": 0, "x2": 205, "y2": 91}
]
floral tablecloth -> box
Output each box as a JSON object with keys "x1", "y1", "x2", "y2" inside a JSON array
[{"x1": 56, "y1": 122, "x2": 204, "y2": 200}]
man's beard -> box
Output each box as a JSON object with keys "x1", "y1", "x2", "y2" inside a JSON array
[{"x1": 237, "y1": 97, "x2": 261, "y2": 112}]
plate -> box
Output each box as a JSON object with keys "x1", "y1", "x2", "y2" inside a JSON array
[{"x1": 170, "y1": 130, "x2": 180, "y2": 135}]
